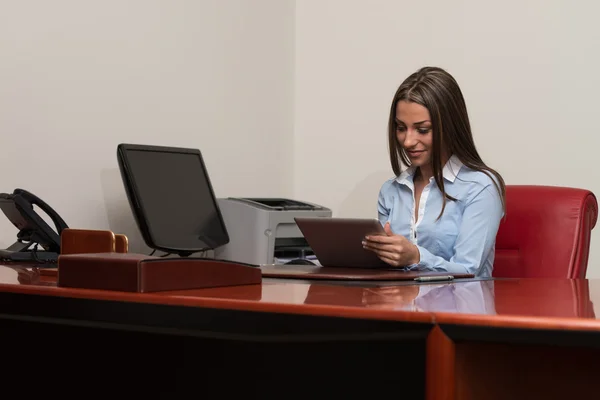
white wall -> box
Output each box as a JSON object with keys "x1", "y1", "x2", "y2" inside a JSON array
[
  {"x1": 0, "y1": 0, "x2": 295, "y2": 253},
  {"x1": 294, "y1": 0, "x2": 600, "y2": 277}
]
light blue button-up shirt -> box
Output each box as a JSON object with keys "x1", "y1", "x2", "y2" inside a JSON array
[{"x1": 377, "y1": 155, "x2": 504, "y2": 277}]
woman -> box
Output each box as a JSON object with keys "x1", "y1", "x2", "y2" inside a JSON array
[{"x1": 363, "y1": 66, "x2": 505, "y2": 277}]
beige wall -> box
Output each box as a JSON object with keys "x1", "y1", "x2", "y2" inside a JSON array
[
  {"x1": 0, "y1": 0, "x2": 295, "y2": 254},
  {"x1": 2, "y1": 0, "x2": 600, "y2": 278}
]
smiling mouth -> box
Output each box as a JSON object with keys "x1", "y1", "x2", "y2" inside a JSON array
[{"x1": 407, "y1": 150, "x2": 425, "y2": 155}]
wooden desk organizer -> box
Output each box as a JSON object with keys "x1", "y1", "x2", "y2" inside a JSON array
[
  {"x1": 40, "y1": 228, "x2": 129, "y2": 278},
  {"x1": 57, "y1": 252, "x2": 262, "y2": 292},
  {"x1": 61, "y1": 228, "x2": 129, "y2": 255}
]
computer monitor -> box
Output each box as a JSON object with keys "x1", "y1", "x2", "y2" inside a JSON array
[{"x1": 117, "y1": 143, "x2": 230, "y2": 256}]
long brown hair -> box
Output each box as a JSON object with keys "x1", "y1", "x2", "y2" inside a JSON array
[{"x1": 387, "y1": 66, "x2": 506, "y2": 217}]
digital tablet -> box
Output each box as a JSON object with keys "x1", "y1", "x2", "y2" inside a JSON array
[{"x1": 293, "y1": 217, "x2": 390, "y2": 268}]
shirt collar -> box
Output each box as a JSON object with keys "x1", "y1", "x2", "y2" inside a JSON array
[
  {"x1": 443, "y1": 154, "x2": 463, "y2": 183},
  {"x1": 396, "y1": 154, "x2": 463, "y2": 185}
]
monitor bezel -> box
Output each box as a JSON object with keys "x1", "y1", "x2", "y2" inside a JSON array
[{"x1": 116, "y1": 143, "x2": 230, "y2": 255}]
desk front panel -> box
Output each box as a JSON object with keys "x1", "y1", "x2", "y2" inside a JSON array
[
  {"x1": 0, "y1": 264, "x2": 431, "y2": 398},
  {"x1": 3, "y1": 264, "x2": 600, "y2": 399}
]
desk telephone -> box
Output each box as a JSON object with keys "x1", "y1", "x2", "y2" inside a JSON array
[{"x1": 0, "y1": 189, "x2": 68, "y2": 262}]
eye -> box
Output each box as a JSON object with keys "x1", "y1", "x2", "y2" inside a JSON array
[
  {"x1": 396, "y1": 125, "x2": 406, "y2": 132},
  {"x1": 417, "y1": 127, "x2": 431, "y2": 134}
]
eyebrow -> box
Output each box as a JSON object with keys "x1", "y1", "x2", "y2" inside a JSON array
[{"x1": 395, "y1": 119, "x2": 431, "y2": 125}]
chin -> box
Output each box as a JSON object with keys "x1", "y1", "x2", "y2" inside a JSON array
[{"x1": 408, "y1": 157, "x2": 430, "y2": 168}]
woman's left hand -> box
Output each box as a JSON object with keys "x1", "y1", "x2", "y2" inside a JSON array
[{"x1": 362, "y1": 222, "x2": 420, "y2": 267}]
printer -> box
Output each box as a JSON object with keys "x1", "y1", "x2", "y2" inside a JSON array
[{"x1": 214, "y1": 197, "x2": 332, "y2": 265}]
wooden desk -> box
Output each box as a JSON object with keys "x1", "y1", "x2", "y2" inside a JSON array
[{"x1": 0, "y1": 264, "x2": 599, "y2": 399}]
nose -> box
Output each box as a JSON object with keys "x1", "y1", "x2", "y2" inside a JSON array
[{"x1": 401, "y1": 128, "x2": 420, "y2": 148}]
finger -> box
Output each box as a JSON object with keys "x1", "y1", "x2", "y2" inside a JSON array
[
  {"x1": 364, "y1": 235, "x2": 397, "y2": 244},
  {"x1": 363, "y1": 242, "x2": 400, "y2": 253},
  {"x1": 384, "y1": 222, "x2": 394, "y2": 236},
  {"x1": 365, "y1": 246, "x2": 408, "y2": 267},
  {"x1": 377, "y1": 255, "x2": 401, "y2": 267},
  {"x1": 362, "y1": 239, "x2": 392, "y2": 250},
  {"x1": 371, "y1": 249, "x2": 400, "y2": 261},
  {"x1": 364, "y1": 244, "x2": 401, "y2": 261}
]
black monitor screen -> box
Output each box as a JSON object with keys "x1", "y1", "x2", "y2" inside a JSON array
[{"x1": 117, "y1": 144, "x2": 229, "y2": 255}]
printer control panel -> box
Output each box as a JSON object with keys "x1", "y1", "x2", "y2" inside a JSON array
[{"x1": 227, "y1": 198, "x2": 324, "y2": 211}]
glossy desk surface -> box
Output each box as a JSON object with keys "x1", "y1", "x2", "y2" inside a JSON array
[{"x1": 0, "y1": 263, "x2": 598, "y2": 331}]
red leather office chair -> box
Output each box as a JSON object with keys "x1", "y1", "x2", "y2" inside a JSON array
[{"x1": 493, "y1": 185, "x2": 598, "y2": 279}]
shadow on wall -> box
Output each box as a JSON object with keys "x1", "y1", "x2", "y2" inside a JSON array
[
  {"x1": 99, "y1": 168, "x2": 150, "y2": 255},
  {"x1": 337, "y1": 170, "x2": 392, "y2": 218}
]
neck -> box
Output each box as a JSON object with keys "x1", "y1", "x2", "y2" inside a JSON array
[
  {"x1": 416, "y1": 154, "x2": 451, "y2": 184},
  {"x1": 416, "y1": 165, "x2": 433, "y2": 183}
]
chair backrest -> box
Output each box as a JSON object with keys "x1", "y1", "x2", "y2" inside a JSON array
[{"x1": 494, "y1": 185, "x2": 598, "y2": 279}]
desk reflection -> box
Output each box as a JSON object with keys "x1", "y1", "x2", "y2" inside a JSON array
[
  {"x1": 0, "y1": 263, "x2": 596, "y2": 319},
  {"x1": 304, "y1": 279, "x2": 597, "y2": 319},
  {"x1": 492, "y1": 278, "x2": 596, "y2": 319},
  {"x1": 413, "y1": 281, "x2": 496, "y2": 314},
  {"x1": 0, "y1": 265, "x2": 41, "y2": 285},
  {"x1": 304, "y1": 281, "x2": 495, "y2": 314}
]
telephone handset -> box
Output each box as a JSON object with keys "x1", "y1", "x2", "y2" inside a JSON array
[{"x1": 0, "y1": 188, "x2": 69, "y2": 262}]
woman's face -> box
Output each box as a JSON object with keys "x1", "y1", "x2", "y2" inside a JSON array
[{"x1": 395, "y1": 100, "x2": 433, "y2": 168}]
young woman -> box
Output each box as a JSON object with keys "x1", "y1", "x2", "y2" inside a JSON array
[{"x1": 363, "y1": 66, "x2": 505, "y2": 277}]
